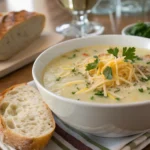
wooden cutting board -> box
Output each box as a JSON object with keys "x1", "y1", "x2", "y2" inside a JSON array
[{"x1": 0, "y1": 32, "x2": 64, "y2": 78}]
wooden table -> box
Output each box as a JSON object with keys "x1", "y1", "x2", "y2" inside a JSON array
[{"x1": 0, "y1": 0, "x2": 150, "y2": 149}]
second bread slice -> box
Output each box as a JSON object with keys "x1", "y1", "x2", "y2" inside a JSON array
[{"x1": 0, "y1": 83, "x2": 55, "y2": 150}]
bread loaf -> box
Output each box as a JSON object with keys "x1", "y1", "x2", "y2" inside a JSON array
[
  {"x1": 0, "y1": 83, "x2": 55, "y2": 150},
  {"x1": 0, "y1": 10, "x2": 45, "y2": 60}
]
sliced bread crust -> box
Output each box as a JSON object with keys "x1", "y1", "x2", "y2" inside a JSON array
[
  {"x1": 0, "y1": 83, "x2": 55, "y2": 150},
  {"x1": 0, "y1": 10, "x2": 45, "y2": 60}
]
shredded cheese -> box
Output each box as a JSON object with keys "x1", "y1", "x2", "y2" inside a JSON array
[
  {"x1": 58, "y1": 49, "x2": 148, "y2": 100},
  {"x1": 103, "y1": 83, "x2": 107, "y2": 97},
  {"x1": 74, "y1": 54, "x2": 139, "y2": 96},
  {"x1": 76, "y1": 88, "x2": 88, "y2": 94},
  {"x1": 134, "y1": 65, "x2": 148, "y2": 79},
  {"x1": 64, "y1": 80, "x2": 85, "y2": 86},
  {"x1": 108, "y1": 91, "x2": 123, "y2": 99}
]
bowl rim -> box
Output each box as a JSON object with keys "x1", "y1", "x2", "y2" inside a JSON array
[
  {"x1": 121, "y1": 22, "x2": 150, "y2": 35},
  {"x1": 32, "y1": 34, "x2": 150, "y2": 108}
]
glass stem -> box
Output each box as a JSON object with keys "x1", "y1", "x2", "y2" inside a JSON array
[{"x1": 72, "y1": 12, "x2": 89, "y2": 37}]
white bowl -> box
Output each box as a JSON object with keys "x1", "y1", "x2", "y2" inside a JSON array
[
  {"x1": 32, "y1": 35, "x2": 150, "y2": 137},
  {"x1": 122, "y1": 22, "x2": 150, "y2": 36}
]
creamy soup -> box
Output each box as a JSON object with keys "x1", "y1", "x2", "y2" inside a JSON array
[{"x1": 43, "y1": 46, "x2": 150, "y2": 104}]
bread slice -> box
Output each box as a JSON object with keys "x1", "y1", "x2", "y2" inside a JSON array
[
  {"x1": 0, "y1": 83, "x2": 55, "y2": 150},
  {"x1": 0, "y1": 10, "x2": 45, "y2": 60}
]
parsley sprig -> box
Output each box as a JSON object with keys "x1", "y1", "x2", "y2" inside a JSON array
[
  {"x1": 122, "y1": 47, "x2": 138, "y2": 62},
  {"x1": 90, "y1": 96, "x2": 94, "y2": 100},
  {"x1": 103, "y1": 66, "x2": 113, "y2": 80},
  {"x1": 138, "y1": 88, "x2": 144, "y2": 92},
  {"x1": 107, "y1": 47, "x2": 138, "y2": 62},
  {"x1": 86, "y1": 56, "x2": 99, "y2": 71},
  {"x1": 95, "y1": 90, "x2": 104, "y2": 96},
  {"x1": 68, "y1": 54, "x2": 76, "y2": 59},
  {"x1": 140, "y1": 76, "x2": 150, "y2": 82},
  {"x1": 107, "y1": 47, "x2": 119, "y2": 57},
  {"x1": 56, "y1": 77, "x2": 61, "y2": 81}
]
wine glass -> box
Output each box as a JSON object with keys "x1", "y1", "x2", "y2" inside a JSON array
[{"x1": 56, "y1": 0, "x2": 104, "y2": 37}]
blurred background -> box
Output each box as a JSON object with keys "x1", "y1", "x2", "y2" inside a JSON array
[{"x1": 0, "y1": 0, "x2": 149, "y2": 36}]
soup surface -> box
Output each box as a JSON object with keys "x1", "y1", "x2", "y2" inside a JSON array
[{"x1": 43, "y1": 46, "x2": 150, "y2": 104}]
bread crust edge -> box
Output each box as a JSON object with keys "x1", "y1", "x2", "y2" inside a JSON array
[{"x1": 0, "y1": 83, "x2": 55, "y2": 150}]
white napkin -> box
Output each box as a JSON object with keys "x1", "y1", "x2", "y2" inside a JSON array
[
  {"x1": 53, "y1": 115, "x2": 150, "y2": 150},
  {"x1": 0, "y1": 81, "x2": 149, "y2": 150}
]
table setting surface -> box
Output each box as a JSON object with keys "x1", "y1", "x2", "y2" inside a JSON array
[{"x1": 0, "y1": 0, "x2": 150, "y2": 150}]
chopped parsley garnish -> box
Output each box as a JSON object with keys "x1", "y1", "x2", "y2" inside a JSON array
[
  {"x1": 72, "y1": 92, "x2": 76, "y2": 94},
  {"x1": 76, "y1": 87, "x2": 80, "y2": 90},
  {"x1": 93, "y1": 55, "x2": 98, "y2": 59},
  {"x1": 140, "y1": 77, "x2": 147, "y2": 82},
  {"x1": 75, "y1": 49, "x2": 79, "y2": 52},
  {"x1": 72, "y1": 68, "x2": 76, "y2": 72},
  {"x1": 138, "y1": 88, "x2": 144, "y2": 92},
  {"x1": 147, "y1": 62, "x2": 150, "y2": 64},
  {"x1": 95, "y1": 90, "x2": 104, "y2": 96},
  {"x1": 147, "y1": 87, "x2": 150, "y2": 90},
  {"x1": 56, "y1": 77, "x2": 61, "y2": 81},
  {"x1": 77, "y1": 99, "x2": 80, "y2": 100},
  {"x1": 107, "y1": 47, "x2": 119, "y2": 58},
  {"x1": 140, "y1": 76, "x2": 150, "y2": 82},
  {"x1": 86, "y1": 56, "x2": 99, "y2": 71},
  {"x1": 68, "y1": 54, "x2": 76, "y2": 59},
  {"x1": 122, "y1": 47, "x2": 138, "y2": 62},
  {"x1": 116, "y1": 98, "x2": 120, "y2": 101},
  {"x1": 114, "y1": 88, "x2": 120, "y2": 93},
  {"x1": 86, "y1": 82, "x2": 90, "y2": 88},
  {"x1": 136, "y1": 56, "x2": 142, "y2": 60},
  {"x1": 90, "y1": 96, "x2": 94, "y2": 100},
  {"x1": 103, "y1": 66, "x2": 113, "y2": 80}
]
